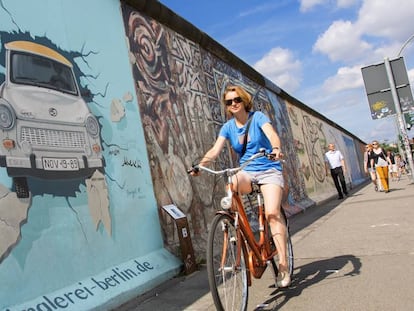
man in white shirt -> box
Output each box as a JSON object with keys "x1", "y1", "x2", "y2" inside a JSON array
[{"x1": 324, "y1": 143, "x2": 348, "y2": 199}]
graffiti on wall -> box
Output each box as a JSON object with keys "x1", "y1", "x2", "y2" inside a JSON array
[
  {"x1": 288, "y1": 105, "x2": 320, "y2": 195},
  {"x1": 287, "y1": 99, "x2": 365, "y2": 201},
  {"x1": 122, "y1": 5, "x2": 311, "y2": 256},
  {"x1": 266, "y1": 94, "x2": 309, "y2": 215},
  {"x1": 287, "y1": 103, "x2": 348, "y2": 199},
  {"x1": 302, "y1": 115, "x2": 327, "y2": 183},
  {"x1": 124, "y1": 7, "x2": 207, "y2": 246}
]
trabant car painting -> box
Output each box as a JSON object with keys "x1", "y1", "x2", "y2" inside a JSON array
[{"x1": 0, "y1": 41, "x2": 103, "y2": 198}]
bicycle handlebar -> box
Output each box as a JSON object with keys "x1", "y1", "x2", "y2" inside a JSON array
[{"x1": 188, "y1": 148, "x2": 283, "y2": 177}]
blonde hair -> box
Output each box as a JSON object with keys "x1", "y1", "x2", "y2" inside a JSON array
[{"x1": 221, "y1": 85, "x2": 253, "y2": 112}]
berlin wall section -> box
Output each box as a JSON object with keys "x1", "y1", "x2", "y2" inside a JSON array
[
  {"x1": 121, "y1": 0, "x2": 366, "y2": 264},
  {"x1": 0, "y1": 0, "x2": 366, "y2": 310}
]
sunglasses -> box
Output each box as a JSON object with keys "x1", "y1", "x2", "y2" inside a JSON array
[{"x1": 225, "y1": 96, "x2": 243, "y2": 106}]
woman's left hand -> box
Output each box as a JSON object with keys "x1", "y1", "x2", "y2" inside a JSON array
[{"x1": 268, "y1": 151, "x2": 283, "y2": 161}]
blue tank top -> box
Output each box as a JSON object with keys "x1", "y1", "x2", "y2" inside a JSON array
[{"x1": 219, "y1": 111, "x2": 282, "y2": 172}]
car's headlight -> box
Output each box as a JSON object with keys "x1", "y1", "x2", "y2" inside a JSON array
[
  {"x1": 86, "y1": 115, "x2": 100, "y2": 137},
  {"x1": 0, "y1": 103, "x2": 16, "y2": 130}
]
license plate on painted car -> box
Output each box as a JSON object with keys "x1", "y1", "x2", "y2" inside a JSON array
[{"x1": 42, "y1": 157, "x2": 79, "y2": 171}]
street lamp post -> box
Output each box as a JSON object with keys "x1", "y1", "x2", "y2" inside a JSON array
[
  {"x1": 384, "y1": 58, "x2": 414, "y2": 183},
  {"x1": 397, "y1": 34, "x2": 414, "y2": 57},
  {"x1": 392, "y1": 34, "x2": 414, "y2": 183}
]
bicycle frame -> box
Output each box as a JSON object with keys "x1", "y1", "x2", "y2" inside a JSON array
[
  {"x1": 193, "y1": 150, "x2": 282, "y2": 285},
  {"x1": 217, "y1": 181, "x2": 278, "y2": 285},
  {"x1": 193, "y1": 150, "x2": 294, "y2": 311}
]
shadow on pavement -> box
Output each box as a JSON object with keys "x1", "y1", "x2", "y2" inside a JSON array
[{"x1": 255, "y1": 254, "x2": 362, "y2": 311}]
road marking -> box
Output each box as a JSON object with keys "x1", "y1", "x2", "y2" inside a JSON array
[{"x1": 370, "y1": 223, "x2": 399, "y2": 228}]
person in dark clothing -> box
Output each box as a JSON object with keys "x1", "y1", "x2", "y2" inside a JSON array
[
  {"x1": 324, "y1": 143, "x2": 348, "y2": 199},
  {"x1": 364, "y1": 144, "x2": 377, "y2": 191}
]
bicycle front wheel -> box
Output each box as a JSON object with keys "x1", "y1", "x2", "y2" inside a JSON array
[{"x1": 207, "y1": 213, "x2": 249, "y2": 311}]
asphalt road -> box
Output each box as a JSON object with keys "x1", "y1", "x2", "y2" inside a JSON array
[{"x1": 116, "y1": 174, "x2": 414, "y2": 311}]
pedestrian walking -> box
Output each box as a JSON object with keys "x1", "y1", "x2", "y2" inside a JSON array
[
  {"x1": 324, "y1": 143, "x2": 348, "y2": 199},
  {"x1": 364, "y1": 144, "x2": 377, "y2": 191},
  {"x1": 386, "y1": 150, "x2": 398, "y2": 181},
  {"x1": 370, "y1": 141, "x2": 391, "y2": 193},
  {"x1": 395, "y1": 154, "x2": 406, "y2": 180}
]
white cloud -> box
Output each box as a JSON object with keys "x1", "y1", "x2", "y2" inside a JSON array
[
  {"x1": 323, "y1": 65, "x2": 364, "y2": 93},
  {"x1": 366, "y1": 117, "x2": 398, "y2": 143},
  {"x1": 408, "y1": 68, "x2": 414, "y2": 86},
  {"x1": 337, "y1": 0, "x2": 359, "y2": 8},
  {"x1": 313, "y1": 0, "x2": 414, "y2": 111},
  {"x1": 370, "y1": 42, "x2": 405, "y2": 62},
  {"x1": 313, "y1": 0, "x2": 414, "y2": 64},
  {"x1": 300, "y1": 0, "x2": 359, "y2": 12},
  {"x1": 253, "y1": 47, "x2": 302, "y2": 93},
  {"x1": 357, "y1": 0, "x2": 414, "y2": 42},
  {"x1": 299, "y1": 0, "x2": 325, "y2": 12},
  {"x1": 239, "y1": 2, "x2": 289, "y2": 17},
  {"x1": 313, "y1": 20, "x2": 372, "y2": 62}
]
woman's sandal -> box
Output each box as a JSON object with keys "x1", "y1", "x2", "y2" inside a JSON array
[{"x1": 276, "y1": 270, "x2": 291, "y2": 288}]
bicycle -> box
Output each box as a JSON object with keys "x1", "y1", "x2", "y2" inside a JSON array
[{"x1": 188, "y1": 149, "x2": 294, "y2": 311}]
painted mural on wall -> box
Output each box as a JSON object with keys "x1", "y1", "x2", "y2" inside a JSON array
[
  {"x1": 0, "y1": 1, "x2": 181, "y2": 309},
  {"x1": 287, "y1": 103, "x2": 331, "y2": 199},
  {"x1": 0, "y1": 36, "x2": 110, "y2": 263},
  {"x1": 122, "y1": 5, "x2": 310, "y2": 258},
  {"x1": 322, "y1": 123, "x2": 363, "y2": 186},
  {"x1": 287, "y1": 101, "x2": 365, "y2": 200},
  {"x1": 0, "y1": 40, "x2": 104, "y2": 187},
  {"x1": 266, "y1": 93, "x2": 312, "y2": 215}
]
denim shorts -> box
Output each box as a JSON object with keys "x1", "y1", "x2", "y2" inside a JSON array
[{"x1": 244, "y1": 168, "x2": 284, "y2": 188}]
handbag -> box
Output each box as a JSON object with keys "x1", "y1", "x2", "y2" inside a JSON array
[{"x1": 376, "y1": 152, "x2": 388, "y2": 167}]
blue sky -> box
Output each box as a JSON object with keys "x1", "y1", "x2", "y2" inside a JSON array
[{"x1": 158, "y1": 0, "x2": 414, "y2": 144}]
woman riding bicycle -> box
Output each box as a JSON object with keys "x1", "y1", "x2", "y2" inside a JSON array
[{"x1": 192, "y1": 85, "x2": 291, "y2": 287}]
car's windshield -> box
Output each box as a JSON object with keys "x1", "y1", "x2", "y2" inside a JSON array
[{"x1": 10, "y1": 51, "x2": 78, "y2": 95}]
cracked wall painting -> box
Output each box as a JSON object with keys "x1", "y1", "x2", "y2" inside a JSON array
[
  {"x1": 0, "y1": 37, "x2": 109, "y2": 263},
  {"x1": 0, "y1": 1, "x2": 174, "y2": 309}
]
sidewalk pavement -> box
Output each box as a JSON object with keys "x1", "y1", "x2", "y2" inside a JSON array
[{"x1": 114, "y1": 174, "x2": 414, "y2": 311}]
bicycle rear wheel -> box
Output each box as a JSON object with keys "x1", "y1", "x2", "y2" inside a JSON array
[
  {"x1": 207, "y1": 213, "x2": 248, "y2": 311},
  {"x1": 281, "y1": 229, "x2": 294, "y2": 277}
]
